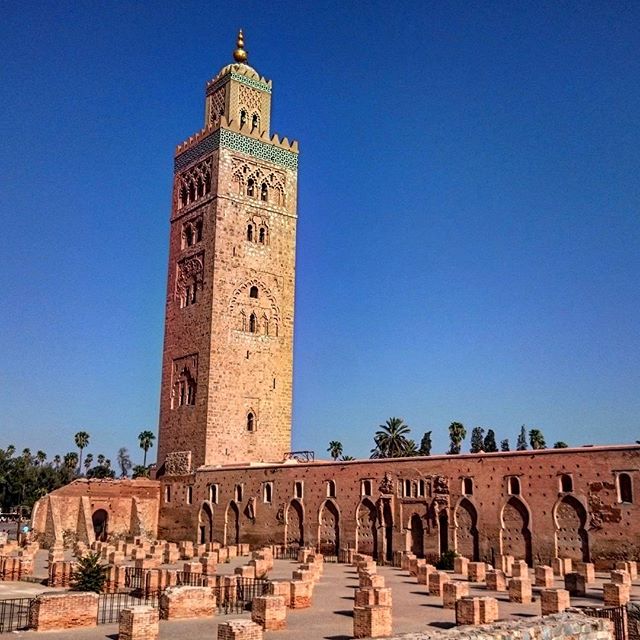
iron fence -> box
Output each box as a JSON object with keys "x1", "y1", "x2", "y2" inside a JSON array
[
  {"x1": 175, "y1": 571, "x2": 209, "y2": 587},
  {"x1": 0, "y1": 598, "x2": 32, "y2": 633},
  {"x1": 272, "y1": 545, "x2": 300, "y2": 560},
  {"x1": 97, "y1": 590, "x2": 159, "y2": 625},
  {"x1": 581, "y1": 605, "x2": 628, "y2": 640}
]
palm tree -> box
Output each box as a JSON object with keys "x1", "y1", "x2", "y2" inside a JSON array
[
  {"x1": 53, "y1": 454, "x2": 61, "y2": 469},
  {"x1": 138, "y1": 431, "x2": 156, "y2": 467},
  {"x1": 340, "y1": 455, "x2": 355, "y2": 461},
  {"x1": 74, "y1": 431, "x2": 90, "y2": 474},
  {"x1": 327, "y1": 441, "x2": 343, "y2": 461},
  {"x1": 371, "y1": 417, "x2": 412, "y2": 458},
  {"x1": 35, "y1": 451, "x2": 47, "y2": 466},
  {"x1": 529, "y1": 429, "x2": 546, "y2": 450},
  {"x1": 447, "y1": 422, "x2": 467, "y2": 455},
  {"x1": 6, "y1": 445, "x2": 15, "y2": 458},
  {"x1": 64, "y1": 451, "x2": 79, "y2": 470},
  {"x1": 83, "y1": 453, "x2": 94, "y2": 473},
  {"x1": 117, "y1": 448, "x2": 132, "y2": 478},
  {"x1": 97, "y1": 454, "x2": 105, "y2": 467}
]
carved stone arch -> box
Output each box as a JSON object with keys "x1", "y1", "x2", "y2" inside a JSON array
[
  {"x1": 224, "y1": 501, "x2": 240, "y2": 546},
  {"x1": 355, "y1": 499, "x2": 377, "y2": 559},
  {"x1": 553, "y1": 495, "x2": 589, "y2": 562},
  {"x1": 407, "y1": 511, "x2": 425, "y2": 558},
  {"x1": 454, "y1": 497, "x2": 480, "y2": 561},
  {"x1": 229, "y1": 278, "x2": 281, "y2": 325},
  {"x1": 318, "y1": 499, "x2": 340, "y2": 556},
  {"x1": 285, "y1": 499, "x2": 304, "y2": 546},
  {"x1": 500, "y1": 496, "x2": 532, "y2": 565},
  {"x1": 198, "y1": 501, "x2": 214, "y2": 544}
]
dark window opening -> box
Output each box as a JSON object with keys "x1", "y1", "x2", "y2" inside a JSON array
[
  {"x1": 260, "y1": 183, "x2": 268, "y2": 202},
  {"x1": 247, "y1": 224, "x2": 254, "y2": 241},
  {"x1": 249, "y1": 313, "x2": 257, "y2": 333},
  {"x1": 258, "y1": 227, "x2": 266, "y2": 244},
  {"x1": 249, "y1": 286, "x2": 259, "y2": 299},
  {"x1": 247, "y1": 179, "x2": 255, "y2": 197},
  {"x1": 327, "y1": 480, "x2": 336, "y2": 498},
  {"x1": 240, "y1": 110, "x2": 247, "y2": 127},
  {"x1": 560, "y1": 474, "x2": 573, "y2": 493},
  {"x1": 619, "y1": 473, "x2": 633, "y2": 503},
  {"x1": 247, "y1": 412, "x2": 255, "y2": 432},
  {"x1": 463, "y1": 478, "x2": 473, "y2": 495},
  {"x1": 508, "y1": 476, "x2": 520, "y2": 496}
]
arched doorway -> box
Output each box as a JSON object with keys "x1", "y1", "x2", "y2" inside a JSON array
[
  {"x1": 382, "y1": 500, "x2": 393, "y2": 562},
  {"x1": 438, "y1": 510, "x2": 449, "y2": 554},
  {"x1": 225, "y1": 502, "x2": 240, "y2": 546},
  {"x1": 409, "y1": 513, "x2": 424, "y2": 558},
  {"x1": 501, "y1": 497, "x2": 532, "y2": 565},
  {"x1": 356, "y1": 499, "x2": 378, "y2": 559},
  {"x1": 285, "y1": 500, "x2": 304, "y2": 546},
  {"x1": 455, "y1": 499, "x2": 479, "y2": 560},
  {"x1": 555, "y1": 496, "x2": 589, "y2": 561},
  {"x1": 198, "y1": 502, "x2": 214, "y2": 544},
  {"x1": 92, "y1": 509, "x2": 108, "y2": 542},
  {"x1": 318, "y1": 500, "x2": 340, "y2": 555}
]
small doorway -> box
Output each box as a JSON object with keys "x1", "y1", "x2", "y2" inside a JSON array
[{"x1": 92, "y1": 509, "x2": 108, "y2": 542}]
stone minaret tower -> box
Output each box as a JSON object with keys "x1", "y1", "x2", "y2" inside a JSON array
[{"x1": 157, "y1": 31, "x2": 299, "y2": 473}]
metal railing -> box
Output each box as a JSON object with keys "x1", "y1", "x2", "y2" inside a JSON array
[
  {"x1": 0, "y1": 598, "x2": 32, "y2": 633},
  {"x1": 581, "y1": 605, "x2": 628, "y2": 640},
  {"x1": 97, "y1": 591, "x2": 159, "y2": 625}
]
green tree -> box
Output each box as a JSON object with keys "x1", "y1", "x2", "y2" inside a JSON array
[
  {"x1": 97, "y1": 454, "x2": 105, "y2": 467},
  {"x1": 117, "y1": 447, "x2": 132, "y2": 478},
  {"x1": 86, "y1": 465, "x2": 115, "y2": 479},
  {"x1": 138, "y1": 430, "x2": 156, "y2": 467},
  {"x1": 340, "y1": 455, "x2": 355, "y2": 461},
  {"x1": 6, "y1": 445, "x2": 15, "y2": 458},
  {"x1": 470, "y1": 427, "x2": 485, "y2": 453},
  {"x1": 516, "y1": 426, "x2": 528, "y2": 451},
  {"x1": 500, "y1": 438, "x2": 510, "y2": 452},
  {"x1": 553, "y1": 441, "x2": 568, "y2": 449},
  {"x1": 483, "y1": 429, "x2": 498, "y2": 453},
  {"x1": 71, "y1": 552, "x2": 109, "y2": 593},
  {"x1": 419, "y1": 431, "x2": 432, "y2": 456},
  {"x1": 63, "y1": 451, "x2": 79, "y2": 470},
  {"x1": 74, "y1": 431, "x2": 90, "y2": 474},
  {"x1": 35, "y1": 451, "x2": 47, "y2": 466},
  {"x1": 53, "y1": 454, "x2": 61, "y2": 469},
  {"x1": 529, "y1": 429, "x2": 546, "y2": 450},
  {"x1": 370, "y1": 417, "x2": 412, "y2": 458},
  {"x1": 448, "y1": 422, "x2": 467, "y2": 455},
  {"x1": 404, "y1": 439, "x2": 419, "y2": 456},
  {"x1": 132, "y1": 464, "x2": 149, "y2": 479},
  {"x1": 327, "y1": 441, "x2": 343, "y2": 461},
  {"x1": 83, "y1": 453, "x2": 93, "y2": 473}
]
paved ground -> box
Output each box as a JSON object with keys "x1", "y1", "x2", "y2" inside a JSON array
[{"x1": 5, "y1": 559, "x2": 640, "y2": 639}]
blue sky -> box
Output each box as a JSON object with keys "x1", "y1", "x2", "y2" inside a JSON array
[{"x1": 1, "y1": 1, "x2": 639, "y2": 465}]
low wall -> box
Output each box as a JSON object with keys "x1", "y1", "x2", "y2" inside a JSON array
[{"x1": 385, "y1": 612, "x2": 613, "y2": 639}]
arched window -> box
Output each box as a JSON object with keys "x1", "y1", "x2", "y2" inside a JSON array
[
  {"x1": 327, "y1": 480, "x2": 336, "y2": 498},
  {"x1": 252, "y1": 113, "x2": 259, "y2": 130},
  {"x1": 179, "y1": 185, "x2": 188, "y2": 209},
  {"x1": 362, "y1": 480, "x2": 372, "y2": 496},
  {"x1": 263, "y1": 482, "x2": 272, "y2": 503},
  {"x1": 404, "y1": 479, "x2": 411, "y2": 498},
  {"x1": 247, "y1": 412, "x2": 255, "y2": 432},
  {"x1": 508, "y1": 476, "x2": 520, "y2": 496},
  {"x1": 417, "y1": 479, "x2": 426, "y2": 497},
  {"x1": 249, "y1": 286, "x2": 259, "y2": 299},
  {"x1": 235, "y1": 484, "x2": 243, "y2": 502},
  {"x1": 183, "y1": 224, "x2": 194, "y2": 248},
  {"x1": 463, "y1": 478, "x2": 473, "y2": 495},
  {"x1": 261, "y1": 183, "x2": 268, "y2": 202},
  {"x1": 618, "y1": 473, "x2": 633, "y2": 503},
  {"x1": 197, "y1": 176, "x2": 204, "y2": 198},
  {"x1": 188, "y1": 180, "x2": 196, "y2": 204},
  {"x1": 247, "y1": 179, "x2": 255, "y2": 197},
  {"x1": 247, "y1": 223, "x2": 254, "y2": 242},
  {"x1": 174, "y1": 367, "x2": 196, "y2": 408},
  {"x1": 195, "y1": 219, "x2": 203, "y2": 242},
  {"x1": 560, "y1": 474, "x2": 573, "y2": 493},
  {"x1": 249, "y1": 313, "x2": 257, "y2": 333},
  {"x1": 258, "y1": 227, "x2": 266, "y2": 244},
  {"x1": 240, "y1": 109, "x2": 247, "y2": 127}
]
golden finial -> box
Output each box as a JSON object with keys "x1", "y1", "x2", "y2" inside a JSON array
[{"x1": 233, "y1": 29, "x2": 248, "y2": 63}]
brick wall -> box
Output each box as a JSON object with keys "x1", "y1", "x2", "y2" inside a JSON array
[{"x1": 29, "y1": 592, "x2": 99, "y2": 631}]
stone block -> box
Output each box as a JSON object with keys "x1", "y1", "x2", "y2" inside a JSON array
[
  {"x1": 290, "y1": 580, "x2": 312, "y2": 609},
  {"x1": 353, "y1": 605, "x2": 392, "y2": 638},
  {"x1": 486, "y1": 570, "x2": 507, "y2": 592},
  {"x1": 453, "y1": 556, "x2": 469, "y2": 577},
  {"x1": 29, "y1": 592, "x2": 99, "y2": 631},
  {"x1": 468, "y1": 562, "x2": 486, "y2": 583},
  {"x1": 417, "y1": 563, "x2": 435, "y2": 585},
  {"x1": 508, "y1": 578, "x2": 532, "y2": 604},
  {"x1": 564, "y1": 572, "x2": 586, "y2": 596},
  {"x1": 443, "y1": 581, "x2": 469, "y2": 609},
  {"x1": 235, "y1": 565, "x2": 256, "y2": 579},
  {"x1": 456, "y1": 597, "x2": 480, "y2": 625},
  {"x1": 250, "y1": 558, "x2": 270, "y2": 578},
  {"x1": 512, "y1": 560, "x2": 529, "y2": 578},
  {"x1": 603, "y1": 582, "x2": 630, "y2": 607},
  {"x1": 540, "y1": 588, "x2": 570, "y2": 615},
  {"x1": 159, "y1": 586, "x2": 216, "y2": 619},
  {"x1": 535, "y1": 565, "x2": 554, "y2": 588},
  {"x1": 575, "y1": 561, "x2": 595, "y2": 584},
  {"x1": 119, "y1": 605, "x2": 159, "y2": 640},
  {"x1": 611, "y1": 570, "x2": 631, "y2": 586},
  {"x1": 360, "y1": 572, "x2": 385, "y2": 588},
  {"x1": 428, "y1": 571, "x2": 449, "y2": 596},
  {"x1": 552, "y1": 557, "x2": 572, "y2": 577},
  {"x1": 498, "y1": 554, "x2": 514, "y2": 576},
  {"x1": 478, "y1": 596, "x2": 499, "y2": 623},
  {"x1": 217, "y1": 620, "x2": 264, "y2": 640},
  {"x1": 251, "y1": 595, "x2": 286, "y2": 630},
  {"x1": 267, "y1": 580, "x2": 291, "y2": 607}
]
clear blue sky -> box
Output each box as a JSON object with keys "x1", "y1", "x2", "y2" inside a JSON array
[{"x1": 1, "y1": 1, "x2": 639, "y2": 465}]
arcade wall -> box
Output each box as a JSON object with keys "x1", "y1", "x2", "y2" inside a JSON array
[{"x1": 157, "y1": 445, "x2": 640, "y2": 567}]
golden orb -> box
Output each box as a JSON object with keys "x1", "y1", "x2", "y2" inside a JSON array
[{"x1": 233, "y1": 29, "x2": 248, "y2": 63}]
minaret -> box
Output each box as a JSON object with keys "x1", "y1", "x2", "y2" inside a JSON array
[{"x1": 157, "y1": 31, "x2": 299, "y2": 473}]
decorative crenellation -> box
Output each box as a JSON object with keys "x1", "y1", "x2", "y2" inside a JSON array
[{"x1": 174, "y1": 117, "x2": 298, "y2": 172}]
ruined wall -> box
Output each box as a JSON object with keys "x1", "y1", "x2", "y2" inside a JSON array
[
  {"x1": 31, "y1": 479, "x2": 160, "y2": 547},
  {"x1": 157, "y1": 445, "x2": 640, "y2": 566}
]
